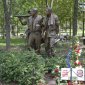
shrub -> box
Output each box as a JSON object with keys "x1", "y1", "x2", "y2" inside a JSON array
[
  {"x1": 0, "y1": 50, "x2": 45, "y2": 85},
  {"x1": 0, "y1": 49, "x2": 69, "y2": 85}
]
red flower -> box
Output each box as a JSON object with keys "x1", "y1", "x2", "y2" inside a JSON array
[
  {"x1": 54, "y1": 68, "x2": 59, "y2": 73},
  {"x1": 74, "y1": 60, "x2": 81, "y2": 65},
  {"x1": 76, "y1": 49, "x2": 79, "y2": 53},
  {"x1": 67, "y1": 80, "x2": 73, "y2": 85}
]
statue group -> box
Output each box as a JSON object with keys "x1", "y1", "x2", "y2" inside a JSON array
[{"x1": 19, "y1": 7, "x2": 59, "y2": 56}]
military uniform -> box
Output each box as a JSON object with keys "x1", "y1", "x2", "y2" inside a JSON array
[
  {"x1": 27, "y1": 15, "x2": 43, "y2": 52},
  {"x1": 43, "y1": 13, "x2": 59, "y2": 55}
]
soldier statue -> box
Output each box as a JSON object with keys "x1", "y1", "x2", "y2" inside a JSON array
[
  {"x1": 27, "y1": 8, "x2": 43, "y2": 53},
  {"x1": 17, "y1": 8, "x2": 43, "y2": 53},
  {"x1": 43, "y1": 7, "x2": 59, "y2": 56}
]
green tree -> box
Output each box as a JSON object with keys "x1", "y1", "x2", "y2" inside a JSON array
[{"x1": 73, "y1": 0, "x2": 78, "y2": 36}]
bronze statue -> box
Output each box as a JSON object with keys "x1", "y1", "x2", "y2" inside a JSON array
[
  {"x1": 43, "y1": 7, "x2": 59, "y2": 56},
  {"x1": 27, "y1": 8, "x2": 43, "y2": 53}
]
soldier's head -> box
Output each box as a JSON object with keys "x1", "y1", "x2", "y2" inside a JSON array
[
  {"x1": 31, "y1": 8, "x2": 38, "y2": 17},
  {"x1": 46, "y1": 7, "x2": 52, "y2": 16}
]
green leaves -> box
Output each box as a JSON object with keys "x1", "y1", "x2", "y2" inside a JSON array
[
  {"x1": 0, "y1": 48, "x2": 67, "y2": 85},
  {"x1": 0, "y1": 50, "x2": 45, "y2": 85}
]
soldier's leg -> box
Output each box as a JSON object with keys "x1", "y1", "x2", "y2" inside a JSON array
[
  {"x1": 45, "y1": 37, "x2": 51, "y2": 56},
  {"x1": 50, "y1": 37, "x2": 55, "y2": 56},
  {"x1": 46, "y1": 37, "x2": 55, "y2": 56},
  {"x1": 28, "y1": 33, "x2": 34, "y2": 50},
  {"x1": 45, "y1": 37, "x2": 48, "y2": 52},
  {"x1": 35, "y1": 33, "x2": 41, "y2": 53}
]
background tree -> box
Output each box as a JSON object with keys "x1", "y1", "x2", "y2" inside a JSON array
[
  {"x1": 0, "y1": 1, "x2": 4, "y2": 38},
  {"x1": 73, "y1": 0, "x2": 78, "y2": 36},
  {"x1": 3, "y1": 0, "x2": 11, "y2": 50}
]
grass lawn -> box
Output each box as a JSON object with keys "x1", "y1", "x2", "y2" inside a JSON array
[{"x1": 0, "y1": 38, "x2": 25, "y2": 46}]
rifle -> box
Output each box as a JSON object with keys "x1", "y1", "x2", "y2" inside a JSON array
[
  {"x1": 14, "y1": 15, "x2": 30, "y2": 18},
  {"x1": 14, "y1": 15, "x2": 31, "y2": 25},
  {"x1": 14, "y1": 10, "x2": 31, "y2": 18}
]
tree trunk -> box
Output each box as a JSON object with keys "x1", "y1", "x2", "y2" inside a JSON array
[
  {"x1": 69, "y1": 18, "x2": 72, "y2": 37},
  {"x1": 82, "y1": 11, "x2": 84, "y2": 37},
  {"x1": 73, "y1": 0, "x2": 78, "y2": 36},
  {"x1": 3, "y1": 0, "x2": 10, "y2": 50},
  {"x1": 66, "y1": 19, "x2": 68, "y2": 33},
  {"x1": 1, "y1": 24, "x2": 5, "y2": 39},
  {"x1": 9, "y1": 0, "x2": 12, "y2": 33},
  {"x1": 46, "y1": 0, "x2": 48, "y2": 7},
  {"x1": 51, "y1": 0, "x2": 54, "y2": 8},
  {"x1": 16, "y1": 20, "x2": 18, "y2": 36}
]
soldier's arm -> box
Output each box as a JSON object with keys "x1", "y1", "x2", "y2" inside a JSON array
[
  {"x1": 19, "y1": 17, "x2": 27, "y2": 25},
  {"x1": 55, "y1": 15, "x2": 59, "y2": 34},
  {"x1": 40, "y1": 16, "x2": 44, "y2": 29},
  {"x1": 42, "y1": 17, "x2": 47, "y2": 32},
  {"x1": 55, "y1": 15, "x2": 59, "y2": 27}
]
